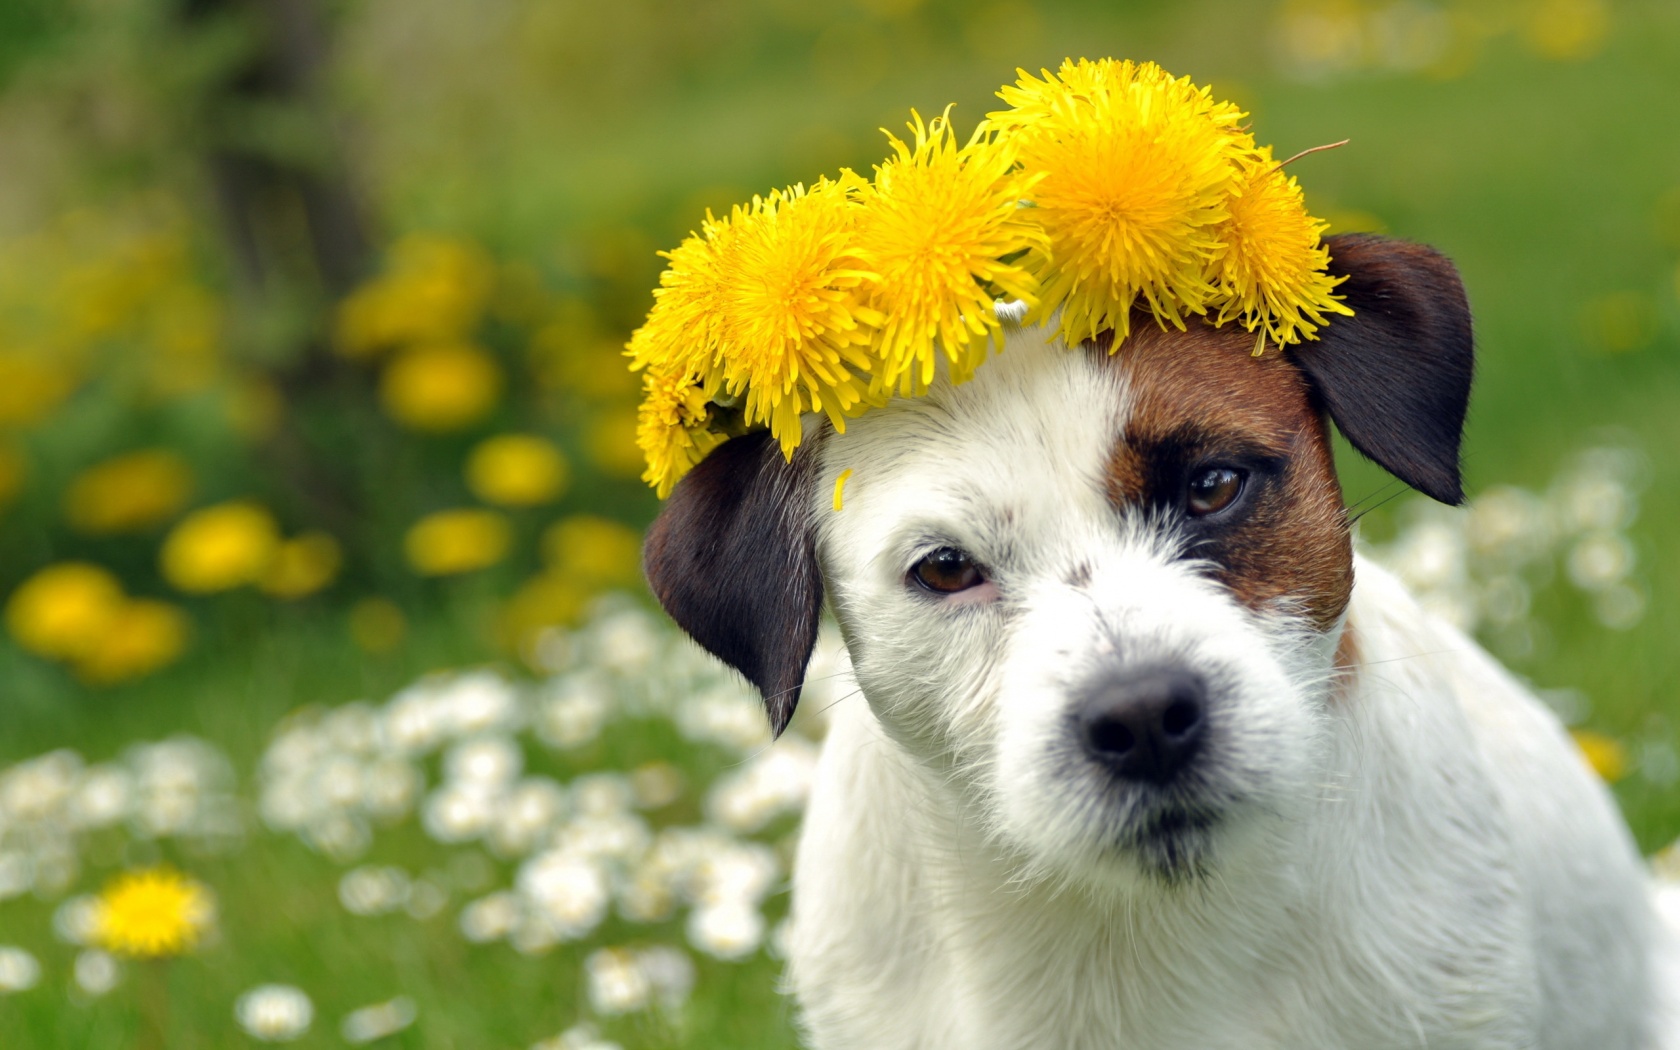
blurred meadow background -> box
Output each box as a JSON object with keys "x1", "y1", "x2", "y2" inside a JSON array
[{"x1": 0, "y1": 0, "x2": 1678, "y2": 1046}]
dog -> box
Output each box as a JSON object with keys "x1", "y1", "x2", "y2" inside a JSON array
[{"x1": 644, "y1": 233, "x2": 1680, "y2": 1048}]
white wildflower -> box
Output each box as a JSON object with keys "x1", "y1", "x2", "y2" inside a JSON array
[
  {"x1": 341, "y1": 996, "x2": 418, "y2": 1044},
  {"x1": 405, "y1": 877, "x2": 449, "y2": 920},
  {"x1": 0, "y1": 750, "x2": 81, "y2": 822},
  {"x1": 70, "y1": 765, "x2": 133, "y2": 829},
  {"x1": 518, "y1": 850, "x2": 609, "y2": 940},
  {"x1": 537, "y1": 674, "x2": 614, "y2": 750},
  {"x1": 422, "y1": 782, "x2": 502, "y2": 844},
  {"x1": 1568, "y1": 532, "x2": 1634, "y2": 590},
  {"x1": 585, "y1": 947, "x2": 652, "y2": 1015},
  {"x1": 571, "y1": 773, "x2": 634, "y2": 818},
  {"x1": 445, "y1": 736, "x2": 524, "y2": 787},
  {"x1": 73, "y1": 950, "x2": 119, "y2": 996},
  {"x1": 0, "y1": 946, "x2": 41, "y2": 993},
  {"x1": 235, "y1": 984, "x2": 314, "y2": 1042},
  {"x1": 489, "y1": 778, "x2": 569, "y2": 858},
  {"x1": 630, "y1": 762, "x2": 684, "y2": 810},
  {"x1": 638, "y1": 944, "x2": 697, "y2": 1010},
  {"x1": 687, "y1": 900, "x2": 765, "y2": 960},
  {"x1": 458, "y1": 891, "x2": 521, "y2": 943},
  {"x1": 338, "y1": 866, "x2": 411, "y2": 916},
  {"x1": 53, "y1": 894, "x2": 102, "y2": 945},
  {"x1": 591, "y1": 608, "x2": 662, "y2": 675},
  {"x1": 532, "y1": 1022, "x2": 623, "y2": 1050}
]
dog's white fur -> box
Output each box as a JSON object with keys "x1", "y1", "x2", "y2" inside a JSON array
[{"x1": 783, "y1": 321, "x2": 1680, "y2": 1049}]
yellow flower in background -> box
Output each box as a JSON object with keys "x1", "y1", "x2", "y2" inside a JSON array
[
  {"x1": 1524, "y1": 0, "x2": 1609, "y2": 62},
  {"x1": 854, "y1": 108, "x2": 1045, "y2": 394},
  {"x1": 334, "y1": 234, "x2": 496, "y2": 358},
  {"x1": 1209, "y1": 148, "x2": 1352, "y2": 350},
  {"x1": 379, "y1": 343, "x2": 504, "y2": 432},
  {"x1": 0, "y1": 355, "x2": 79, "y2": 427},
  {"x1": 5, "y1": 562, "x2": 126, "y2": 660},
  {"x1": 63, "y1": 448, "x2": 195, "y2": 535},
  {"x1": 542, "y1": 515, "x2": 642, "y2": 590},
  {"x1": 93, "y1": 867, "x2": 214, "y2": 959},
  {"x1": 225, "y1": 376, "x2": 284, "y2": 440},
  {"x1": 259, "y1": 532, "x2": 343, "y2": 599},
  {"x1": 585, "y1": 410, "x2": 645, "y2": 480},
  {"x1": 160, "y1": 502, "x2": 281, "y2": 593},
  {"x1": 500, "y1": 571, "x2": 588, "y2": 659},
  {"x1": 348, "y1": 597, "x2": 407, "y2": 654},
  {"x1": 465, "y1": 434, "x2": 570, "y2": 507},
  {"x1": 1572, "y1": 729, "x2": 1628, "y2": 783},
  {"x1": 73, "y1": 599, "x2": 190, "y2": 685},
  {"x1": 404, "y1": 509, "x2": 512, "y2": 576},
  {"x1": 990, "y1": 59, "x2": 1253, "y2": 345},
  {"x1": 144, "y1": 281, "x2": 223, "y2": 395},
  {"x1": 0, "y1": 444, "x2": 27, "y2": 508}
]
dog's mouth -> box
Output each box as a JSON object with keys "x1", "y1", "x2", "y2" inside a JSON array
[{"x1": 1119, "y1": 805, "x2": 1221, "y2": 882}]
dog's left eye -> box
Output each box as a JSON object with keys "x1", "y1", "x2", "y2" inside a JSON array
[
  {"x1": 911, "y1": 547, "x2": 985, "y2": 594},
  {"x1": 1186, "y1": 467, "x2": 1246, "y2": 517}
]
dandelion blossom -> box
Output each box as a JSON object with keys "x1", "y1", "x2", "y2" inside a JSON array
[
  {"x1": 991, "y1": 58, "x2": 1254, "y2": 345},
  {"x1": 635, "y1": 367, "x2": 725, "y2": 498},
  {"x1": 712, "y1": 177, "x2": 882, "y2": 454},
  {"x1": 854, "y1": 109, "x2": 1045, "y2": 394},
  {"x1": 626, "y1": 209, "x2": 738, "y2": 390},
  {"x1": 1209, "y1": 147, "x2": 1352, "y2": 350},
  {"x1": 92, "y1": 867, "x2": 214, "y2": 958}
]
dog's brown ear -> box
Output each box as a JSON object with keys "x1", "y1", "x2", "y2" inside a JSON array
[
  {"x1": 1289, "y1": 233, "x2": 1474, "y2": 505},
  {"x1": 643, "y1": 430, "x2": 822, "y2": 737}
]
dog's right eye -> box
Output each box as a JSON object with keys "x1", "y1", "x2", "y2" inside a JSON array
[{"x1": 911, "y1": 547, "x2": 985, "y2": 594}]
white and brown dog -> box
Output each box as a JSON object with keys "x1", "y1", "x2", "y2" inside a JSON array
[{"x1": 645, "y1": 234, "x2": 1680, "y2": 1048}]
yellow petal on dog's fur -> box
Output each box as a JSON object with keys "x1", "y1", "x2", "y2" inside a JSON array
[{"x1": 832, "y1": 469, "x2": 854, "y2": 513}]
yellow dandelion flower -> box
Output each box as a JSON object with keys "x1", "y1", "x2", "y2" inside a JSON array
[
  {"x1": 0, "y1": 355, "x2": 79, "y2": 428},
  {"x1": 1571, "y1": 729, "x2": 1628, "y2": 783},
  {"x1": 63, "y1": 449, "x2": 194, "y2": 535},
  {"x1": 465, "y1": 434, "x2": 570, "y2": 507},
  {"x1": 72, "y1": 599, "x2": 190, "y2": 685},
  {"x1": 541, "y1": 514, "x2": 642, "y2": 590},
  {"x1": 990, "y1": 58, "x2": 1254, "y2": 345},
  {"x1": 585, "y1": 409, "x2": 644, "y2": 480},
  {"x1": 93, "y1": 867, "x2": 214, "y2": 959},
  {"x1": 499, "y1": 571, "x2": 588, "y2": 658},
  {"x1": 259, "y1": 532, "x2": 343, "y2": 599},
  {"x1": 333, "y1": 234, "x2": 496, "y2": 358},
  {"x1": 159, "y1": 502, "x2": 281, "y2": 593},
  {"x1": 404, "y1": 508, "x2": 512, "y2": 576},
  {"x1": 379, "y1": 342, "x2": 504, "y2": 432},
  {"x1": 626, "y1": 209, "x2": 739, "y2": 390},
  {"x1": 635, "y1": 367, "x2": 726, "y2": 498},
  {"x1": 0, "y1": 444, "x2": 25, "y2": 509},
  {"x1": 713, "y1": 176, "x2": 882, "y2": 454},
  {"x1": 5, "y1": 562, "x2": 125, "y2": 660},
  {"x1": 1209, "y1": 147, "x2": 1353, "y2": 350},
  {"x1": 348, "y1": 597, "x2": 406, "y2": 654},
  {"x1": 854, "y1": 108, "x2": 1046, "y2": 395}
]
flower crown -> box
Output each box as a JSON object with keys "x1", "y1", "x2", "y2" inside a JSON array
[{"x1": 627, "y1": 58, "x2": 1352, "y2": 498}]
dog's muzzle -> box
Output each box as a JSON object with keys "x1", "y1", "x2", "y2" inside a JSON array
[{"x1": 1075, "y1": 666, "x2": 1208, "y2": 785}]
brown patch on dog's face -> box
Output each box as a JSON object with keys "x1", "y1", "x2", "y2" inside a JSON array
[{"x1": 1095, "y1": 321, "x2": 1352, "y2": 631}]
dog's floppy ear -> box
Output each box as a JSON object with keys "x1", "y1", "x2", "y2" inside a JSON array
[
  {"x1": 643, "y1": 430, "x2": 822, "y2": 737},
  {"x1": 1289, "y1": 233, "x2": 1474, "y2": 505}
]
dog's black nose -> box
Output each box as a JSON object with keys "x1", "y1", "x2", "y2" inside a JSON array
[{"x1": 1077, "y1": 668, "x2": 1207, "y2": 784}]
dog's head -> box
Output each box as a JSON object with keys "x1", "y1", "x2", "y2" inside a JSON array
[{"x1": 644, "y1": 233, "x2": 1472, "y2": 887}]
